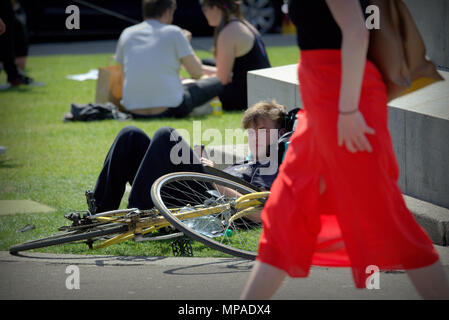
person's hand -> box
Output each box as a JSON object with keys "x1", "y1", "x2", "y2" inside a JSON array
[
  {"x1": 201, "y1": 65, "x2": 217, "y2": 77},
  {"x1": 337, "y1": 110, "x2": 375, "y2": 153},
  {"x1": 201, "y1": 157, "x2": 215, "y2": 167},
  {"x1": 182, "y1": 29, "x2": 192, "y2": 42},
  {"x1": 0, "y1": 18, "x2": 6, "y2": 36}
]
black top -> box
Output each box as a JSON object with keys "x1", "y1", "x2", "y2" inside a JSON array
[
  {"x1": 231, "y1": 20, "x2": 271, "y2": 82},
  {"x1": 223, "y1": 160, "x2": 278, "y2": 191},
  {"x1": 288, "y1": 0, "x2": 369, "y2": 50},
  {"x1": 219, "y1": 19, "x2": 271, "y2": 110}
]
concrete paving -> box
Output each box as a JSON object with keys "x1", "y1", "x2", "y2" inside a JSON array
[
  {"x1": 1, "y1": 245, "x2": 449, "y2": 300},
  {"x1": 0, "y1": 200, "x2": 56, "y2": 216}
]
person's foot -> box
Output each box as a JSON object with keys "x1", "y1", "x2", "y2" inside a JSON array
[
  {"x1": 188, "y1": 103, "x2": 213, "y2": 117},
  {"x1": 0, "y1": 146, "x2": 6, "y2": 155},
  {"x1": 8, "y1": 73, "x2": 33, "y2": 86}
]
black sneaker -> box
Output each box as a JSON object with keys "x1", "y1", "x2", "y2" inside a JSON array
[{"x1": 8, "y1": 73, "x2": 34, "y2": 86}]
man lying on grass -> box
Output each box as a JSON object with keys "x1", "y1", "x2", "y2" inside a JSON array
[{"x1": 88, "y1": 100, "x2": 290, "y2": 222}]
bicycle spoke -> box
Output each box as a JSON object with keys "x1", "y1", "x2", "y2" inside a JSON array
[{"x1": 151, "y1": 172, "x2": 266, "y2": 259}]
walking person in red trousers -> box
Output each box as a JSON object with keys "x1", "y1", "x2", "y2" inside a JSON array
[{"x1": 241, "y1": 0, "x2": 449, "y2": 299}]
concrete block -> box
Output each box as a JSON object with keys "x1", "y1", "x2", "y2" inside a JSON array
[
  {"x1": 404, "y1": 113, "x2": 449, "y2": 209},
  {"x1": 248, "y1": 64, "x2": 300, "y2": 110},
  {"x1": 389, "y1": 71, "x2": 449, "y2": 121},
  {"x1": 404, "y1": 0, "x2": 449, "y2": 69},
  {"x1": 389, "y1": 70, "x2": 449, "y2": 209},
  {"x1": 387, "y1": 107, "x2": 407, "y2": 190},
  {"x1": 404, "y1": 195, "x2": 449, "y2": 246}
]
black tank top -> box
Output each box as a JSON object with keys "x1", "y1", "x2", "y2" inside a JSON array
[
  {"x1": 218, "y1": 19, "x2": 271, "y2": 110},
  {"x1": 228, "y1": 19, "x2": 271, "y2": 83},
  {"x1": 288, "y1": 0, "x2": 369, "y2": 50}
]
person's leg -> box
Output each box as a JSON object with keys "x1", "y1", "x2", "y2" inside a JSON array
[
  {"x1": 240, "y1": 178, "x2": 323, "y2": 300},
  {"x1": 219, "y1": 81, "x2": 247, "y2": 111},
  {"x1": 13, "y1": 17, "x2": 28, "y2": 71},
  {"x1": 240, "y1": 173, "x2": 326, "y2": 300},
  {"x1": 169, "y1": 77, "x2": 223, "y2": 118},
  {"x1": 240, "y1": 261, "x2": 287, "y2": 300},
  {"x1": 93, "y1": 126, "x2": 151, "y2": 213},
  {"x1": 406, "y1": 260, "x2": 449, "y2": 299},
  {"x1": 128, "y1": 127, "x2": 205, "y2": 209},
  {"x1": 0, "y1": 0, "x2": 19, "y2": 82},
  {"x1": 201, "y1": 58, "x2": 216, "y2": 66}
]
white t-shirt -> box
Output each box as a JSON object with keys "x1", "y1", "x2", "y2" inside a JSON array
[{"x1": 115, "y1": 20, "x2": 194, "y2": 110}]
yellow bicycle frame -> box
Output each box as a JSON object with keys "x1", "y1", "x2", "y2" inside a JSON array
[{"x1": 93, "y1": 191, "x2": 269, "y2": 249}]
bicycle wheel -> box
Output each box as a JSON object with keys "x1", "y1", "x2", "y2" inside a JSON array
[
  {"x1": 151, "y1": 172, "x2": 265, "y2": 260},
  {"x1": 9, "y1": 218, "x2": 129, "y2": 254}
]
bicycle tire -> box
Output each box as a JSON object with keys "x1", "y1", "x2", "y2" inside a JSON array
[
  {"x1": 151, "y1": 172, "x2": 263, "y2": 260},
  {"x1": 9, "y1": 224, "x2": 128, "y2": 254}
]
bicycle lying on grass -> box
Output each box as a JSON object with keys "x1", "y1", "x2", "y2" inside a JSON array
[{"x1": 9, "y1": 172, "x2": 269, "y2": 260}]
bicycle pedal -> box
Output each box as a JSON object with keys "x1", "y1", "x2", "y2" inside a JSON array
[
  {"x1": 171, "y1": 237, "x2": 193, "y2": 257},
  {"x1": 64, "y1": 211, "x2": 81, "y2": 226}
]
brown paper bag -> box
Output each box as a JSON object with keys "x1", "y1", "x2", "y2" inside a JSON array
[
  {"x1": 368, "y1": 0, "x2": 443, "y2": 102},
  {"x1": 95, "y1": 65, "x2": 125, "y2": 112}
]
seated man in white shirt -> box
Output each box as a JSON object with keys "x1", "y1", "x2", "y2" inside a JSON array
[{"x1": 115, "y1": 0, "x2": 223, "y2": 118}]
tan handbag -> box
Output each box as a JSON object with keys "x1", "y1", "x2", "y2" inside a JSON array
[
  {"x1": 367, "y1": 0, "x2": 443, "y2": 102},
  {"x1": 95, "y1": 64, "x2": 125, "y2": 112}
]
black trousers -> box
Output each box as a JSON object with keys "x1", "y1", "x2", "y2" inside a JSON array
[
  {"x1": 0, "y1": 0, "x2": 19, "y2": 81},
  {"x1": 201, "y1": 59, "x2": 247, "y2": 111},
  {"x1": 93, "y1": 126, "x2": 205, "y2": 212},
  {"x1": 130, "y1": 77, "x2": 223, "y2": 119}
]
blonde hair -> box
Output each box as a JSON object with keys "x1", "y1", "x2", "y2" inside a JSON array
[{"x1": 242, "y1": 100, "x2": 287, "y2": 129}]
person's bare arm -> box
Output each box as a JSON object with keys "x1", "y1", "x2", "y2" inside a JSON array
[
  {"x1": 326, "y1": 0, "x2": 375, "y2": 153},
  {"x1": 215, "y1": 28, "x2": 236, "y2": 85},
  {"x1": 0, "y1": 18, "x2": 6, "y2": 35},
  {"x1": 181, "y1": 54, "x2": 203, "y2": 80}
]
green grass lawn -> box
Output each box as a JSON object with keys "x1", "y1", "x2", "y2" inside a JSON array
[{"x1": 0, "y1": 45, "x2": 299, "y2": 257}]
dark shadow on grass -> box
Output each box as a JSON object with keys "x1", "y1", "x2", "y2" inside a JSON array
[
  {"x1": 0, "y1": 158, "x2": 21, "y2": 169},
  {"x1": 0, "y1": 85, "x2": 38, "y2": 94}
]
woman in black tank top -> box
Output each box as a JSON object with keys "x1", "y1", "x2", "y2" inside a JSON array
[{"x1": 200, "y1": 0, "x2": 271, "y2": 110}]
